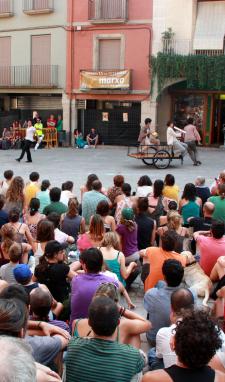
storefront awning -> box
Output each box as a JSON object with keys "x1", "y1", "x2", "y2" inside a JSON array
[{"x1": 193, "y1": 1, "x2": 225, "y2": 50}]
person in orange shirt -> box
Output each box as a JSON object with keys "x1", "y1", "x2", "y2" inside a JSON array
[
  {"x1": 24, "y1": 172, "x2": 40, "y2": 208},
  {"x1": 141, "y1": 230, "x2": 186, "y2": 292}
]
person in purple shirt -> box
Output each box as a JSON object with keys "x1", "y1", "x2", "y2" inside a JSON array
[{"x1": 70, "y1": 248, "x2": 118, "y2": 324}]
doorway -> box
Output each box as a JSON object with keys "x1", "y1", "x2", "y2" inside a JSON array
[{"x1": 212, "y1": 97, "x2": 225, "y2": 145}]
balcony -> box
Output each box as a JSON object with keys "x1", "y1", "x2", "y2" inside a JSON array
[
  {"x1": 88, "y1": 0, "x2": 127, "y2": 24},
  {"x1": 158, "y1": 39, "x2": 225, "y2": 57},
  {"x1": 0, "y1": 0, "x2": 13, "y2": 17},
  {"x1": 0, "y1": 65, "x2": 58, "y2": 88},
  {"x1": 23, "y1": 0, "x2": 54, "y2": 15}
]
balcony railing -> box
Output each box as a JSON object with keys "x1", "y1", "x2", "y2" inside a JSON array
[
  {"x1": 159, "y1": 39, "x2": 225, "y2": 57},
  {"x1": 88, "y1": 0, "x2": 127, "y2": 23},
  {"x1": 23, "y1": 0, "x2": 54, "y2": 14},
  {"x1": 0, "y1": 65, "x2": 58, "y2": 88},
  {"x1": 0, "y1": 0, "x2": 13, "y2": 17}
]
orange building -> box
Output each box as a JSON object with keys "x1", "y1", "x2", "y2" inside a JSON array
[{"x1": 66, "y1": 0, "x2": 152, "y2": 145}]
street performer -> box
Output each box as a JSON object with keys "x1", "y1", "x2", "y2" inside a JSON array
[{"x1": 138, "y1": 118, "x2": 160, "y2": 150}]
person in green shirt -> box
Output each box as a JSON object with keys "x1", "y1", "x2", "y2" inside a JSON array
[
  {"x1": 209, "y1": 184, "x2": 225, "y2": 223},
  {"x1": 66, "y1": 296, "x2": 145, "y2": 382},
  {"x1": 43, "y1": 187, "x2": 67, "y2": 216},
  {"x1": 56, "y1": 115, "x2": 63, "y2": 132}
]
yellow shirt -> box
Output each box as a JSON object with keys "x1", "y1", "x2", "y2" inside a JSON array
[
  {"x1": 24, "y1": 182, "x2": 40, "y2": 206},
  {"x1": 163, "y1": 185, "x2": 179, "y2": 202}
]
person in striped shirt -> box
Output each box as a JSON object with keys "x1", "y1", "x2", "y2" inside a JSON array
[{"x1": 66, "y1": 296, "x2": 146, "y2": 382}]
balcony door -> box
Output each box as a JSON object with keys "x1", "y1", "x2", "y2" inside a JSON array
[
  {"x1": 31, "y1": 34, "x2": 51, "y2": 86},
  {"x1": 0, "y1": 37, "x2": 11, "y2": 86},
  {"x1": 98, "y1": 39, "x2": 121, "y2": 70}
]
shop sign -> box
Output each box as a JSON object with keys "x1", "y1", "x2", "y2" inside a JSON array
[{"x1": 80, "y1": 70, "x2": 130, "y2": 90}]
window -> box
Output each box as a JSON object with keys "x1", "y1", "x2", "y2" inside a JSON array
[
  {"x1": 0, "y1": 37, "x2": 11, "y2": 86},
  {"x1": 98, "y1": 39, "x2": 121, "y2": 70},
  {"x1": 31, "y1": 34, "x2": 51, "y2": 86}
]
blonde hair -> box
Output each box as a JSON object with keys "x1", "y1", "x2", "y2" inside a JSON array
[
  {"x1": 101, "y1": 232, "x2": 120, "y2": 250},
  {"x1": 167, "y1": 211, "x2": 182, "y2": 231},
  {"x1": 94, "y1": 282, "x2": 119, "y2": 303}
]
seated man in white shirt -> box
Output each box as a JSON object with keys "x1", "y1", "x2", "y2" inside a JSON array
[
  {"x1": 166, "y1": 121, "x2": 187, "y2": 159},
  {"x1": 154, "y1": 288, "x2": 194, "y2": 369}
]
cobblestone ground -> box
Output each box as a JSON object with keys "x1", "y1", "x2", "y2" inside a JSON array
[{"x1": 1, "y1": 145, "x2": 224, "y2": 354}]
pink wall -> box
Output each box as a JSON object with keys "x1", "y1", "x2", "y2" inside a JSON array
[
  {"x1": 68, "y1": 0, "x2": 152, "y2": 99},
  {"x1": 72, "y1": 0, "x2": 152, "y2": 22}
]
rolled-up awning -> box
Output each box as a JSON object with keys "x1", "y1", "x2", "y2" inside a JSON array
[{"x1": 193, "y1": 1, "x2": 225, "y2": 50}]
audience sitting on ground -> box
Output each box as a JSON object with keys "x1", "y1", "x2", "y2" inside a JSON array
[
  {"x1": 143, "y1": 309, "x2": 224, "y2": 382},
  {"x1": 141, "y1": 231, "x2": 186, "y2": 291},
  {"x1": 144, "y1": 259, "x2": 185, "y2": 345},
  {"x1": 24, "y1": 198, "x2": 45, "y2": 240},
  {"x1": 36, "y1": 179, "x2": 51, "y2": 213},
  {"x1": 66, "y1": 296, "x2": 146, "y2": 382},
  {"x1": 43, "y1": 187, "x2": 68, "y2": 216},
  {"x1": 60, "y1": 197, "x2": 85, "y2": 242},
  {"x1": 211, "y1": 170, "x2": 225, "y2": 196},
  {"x1": 82, "y1": 180, "x2": 109, "y2": 225},
  {"x1": 0, "y1": 168, "x2": 224, "y2": 381},
  {"x1": 24, "y1": 172, "x2": 40, "y2": 208},
  {"x1": 47, "y1": 212, "x2": 75, "y2": 244},
  {"x1": 194, "y1": 220, "x2": 225, "y2": 276},
  {"x1": 60, "y1": 181, "x2": 75, "y2": 206},
  {"x1": 195, "y1": 176, "x2": 211, "y2": 205},
  {"x1": 70, "y1": 248, "x2": 118, "y2": 323},
  {"x1": 0, "y1": 169, "x2": 14, "y2": 197}
]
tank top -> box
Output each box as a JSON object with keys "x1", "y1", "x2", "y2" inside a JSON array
[
  {"x1": 165, "y1": 365, "x2": 215, "y2": 382},
  {"x1": 104, "y1": 252, "x2": 126, "y2": 286},
  {"x1": 115, "y1": 196, "x2": 132, "y2": 224},
  {"x1": 73, "y1": 319, "x2": 120, "y2": 341},
  {"x1": 34, "y1": 243, "x2": 44, "y2": 266},
  {"x1": 61, "y1": 215, "x2": 82, "y2": 242},
  {"x1": 181, "y1": 200, "x2": 200, "y2": 225}
]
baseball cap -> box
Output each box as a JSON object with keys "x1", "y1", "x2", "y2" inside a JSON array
[
  {"x1": 45, "y1": 240, "x2": 67, "y2": 255},
  {"x1": 13, "y1": 264, "x2": 32, "y2": 284},
  {"x1": 121, "y1": 207, "x2": 134, "y2": 221}
]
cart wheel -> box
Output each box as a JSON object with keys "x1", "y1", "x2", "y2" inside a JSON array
[
  {"x1": 142, "y1": 146, "x2": 157, "y2": 166},
  {"x1": 153, "y1": 150, "x2": 171, "y2": 169}
]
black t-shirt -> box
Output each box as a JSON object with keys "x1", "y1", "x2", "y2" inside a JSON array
[
  {"x1": 189, "y1": 216, "x2": 213, "y2": 232},
  {"x1": 135, "y1": 213, "x2": 154, "y2": 250},
  {"x1": 196, "y1": 186, "x2": 211, "y2": 206},
  {"x1": 0, "y1": 210, "x2": 9, "y2": 229},
  {"x1": 34, "y1": 263, "x2": 70, "y2": 302}
]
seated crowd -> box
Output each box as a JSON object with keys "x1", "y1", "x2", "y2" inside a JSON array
[{"x1": 0, "y1": 169, "x2": 225, "y2": 381}]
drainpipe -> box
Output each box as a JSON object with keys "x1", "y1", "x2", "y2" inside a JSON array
[{"x1": 68, "y1": 0, "x2": 74, "y2": 146}]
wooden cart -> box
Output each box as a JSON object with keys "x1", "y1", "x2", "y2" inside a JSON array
[{"x1": 127, "y1": 144, "x2": 183, "y2": 169}]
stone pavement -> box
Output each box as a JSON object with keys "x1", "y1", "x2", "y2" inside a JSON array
[{"x1": 1, "y1": 145, "x2": 224, "y2": 354}]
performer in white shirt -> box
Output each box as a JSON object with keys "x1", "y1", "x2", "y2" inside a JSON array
[
  {"x1": 16, "y1": 119, "x2": 36, "y2": 163},
  {"x1": 166, "y1": 121, "x2": 187, "y2": 158}
]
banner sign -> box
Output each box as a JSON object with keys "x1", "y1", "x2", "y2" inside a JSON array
[{"x1": 80, "y1": 70, "x2": 130, "y2": 90}]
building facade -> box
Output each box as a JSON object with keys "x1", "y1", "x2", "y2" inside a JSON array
[
  {"x1": 151, "y1": 0, "x2": 225, "y2": 145},
  {"x1": 0, "y1": 0, "x2": 67, "y2": 135},
  {"x1": 67, "y1": 0, "x2": 152, "y2": 145}
]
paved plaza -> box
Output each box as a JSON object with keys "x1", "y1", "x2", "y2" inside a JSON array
[
  {"x1": 1, "y1": 146, "x2": 224, "y2": 197},
  {"x1": 0, "y1": 145, "x2": 224, "y2": 353}
]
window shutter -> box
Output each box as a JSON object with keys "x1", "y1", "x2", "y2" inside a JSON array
[{"x1": 99, "y1": 39, "x2": 121, "y2": 70}]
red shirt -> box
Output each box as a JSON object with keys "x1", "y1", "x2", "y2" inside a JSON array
[
  {"x1": 197, "y1": 235, "x2": 225, "y2": 276},
  {"x1": 47, "y1": 118, "x2": 57, "y2": 128}
]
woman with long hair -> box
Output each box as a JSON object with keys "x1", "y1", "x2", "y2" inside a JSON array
[
  {"x1": 163, "y1": 173, "x2": 179, "y2": 202},
  {"x1": 107, "y1": 175, "x2": 124, "y2": 206},
  {"x1": 148, "y1": 179, "x2": 168, "y2": 226},
  {"x1": 4, "y1": 176, "x2": 25, "y2": 216},
  {"x1": 61, "y1": 198, "x2": 85, "y2": 242},
  {"x1": 5, "y1": 208, "x2": 34, "y2": 247},
  {"x1": 33, "y1": 240, "x2": 76, "y2": 303},
  {"x1": 0, "y1": 224, "x2": 32, "y2": 266},
  {"x1": 157, "y1": 211, "x2": 189, "y2": 252},
  {"x1": 96, "y1": 200, "x2": 116, "y2": 232},
  {"x1": 33, "y1": 219, "x2": 55, "y2": 265},
  {"x1": 77, "y1": 214, "x2": 105, "y2": 253},
  {"x1": 72, "y1": 282, "x2": 150, "y2": 349},
  {"x1": 24, "y1": 198, "x2": 45, "y2": 240},
  {"x1": 179, "y1": 183, "x2": 202, "y2": 226},
  {"x1": 209, "y1": 184, "x2": 225, "y2": 223}
]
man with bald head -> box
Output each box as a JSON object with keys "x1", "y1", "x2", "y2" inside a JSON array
[{"x1": 189, "y1": 202, "x2": 215, "y2": 253}]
